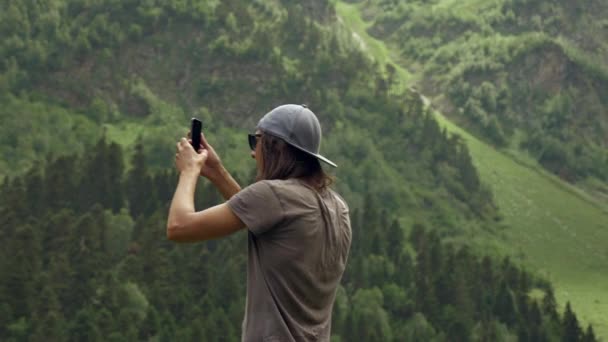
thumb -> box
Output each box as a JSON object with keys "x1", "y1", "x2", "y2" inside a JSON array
[{"x1": 201, "y1": 132, "x2": 211, "y2": 149}]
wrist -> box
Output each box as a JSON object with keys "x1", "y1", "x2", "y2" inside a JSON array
[
  {"x1": 180, "y1": 168, "x2": 200, "y2": 178},
  {"x1": 206, "y1": 165, "x2": 226, "y2": 181}
]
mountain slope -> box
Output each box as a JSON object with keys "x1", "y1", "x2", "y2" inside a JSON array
[
  {"x1": 434, "y1": 111, "x2": 608, "y2": 338},
  {"x1": 353, "y1": 0, "x2": 608, "y2": 191},
  {"x1": 336, "y1": 1, "x2": 608, "y2": 338}
]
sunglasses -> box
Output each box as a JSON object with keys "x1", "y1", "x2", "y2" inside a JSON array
[{"x1": 248, "y1": 133, "x2": 262, "y2": 150}]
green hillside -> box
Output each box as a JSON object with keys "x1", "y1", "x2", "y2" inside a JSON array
[
  {"x1": 434, "y1": 111, "x2": 608, "y2": 338},
  {"x1": 336, "y1": 1, "x2": 608, "y2": 338},
  {"x1": 350, "y1": 0, "x2": 608, "y2": 191}
]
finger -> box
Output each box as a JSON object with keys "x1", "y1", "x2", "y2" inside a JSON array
[
  {"x1": 201, "y1": 149, "x2": 209, "y2": 159},
  {"x1": 187, "y1": 131, "x2": 191, "y2": 139},
  {"x1": 201, "y1": 132, "x2": 210, "y2": 148},
  {"x1": 176, "y1": 141, "x2": 181, "y2": 151},
  {"x1": 181, "y1": 138, "x2": 196, "y2": 153}
]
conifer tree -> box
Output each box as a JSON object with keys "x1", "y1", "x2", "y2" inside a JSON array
[
  {"x1": 69, "y1": 308, "x2": 102, "y2": 342},
  {"x1": 562, "y1": 302, "x2": 582, "y2": 342},
  {"x1": 478, "y1": 256, "x2": 495, "y2": 318},
  {"x1": 47, "y1": 253, "x2": 74, "y2": 314},
  {"x1": 127, "y1": 139, "x2": 157, "y2": 218},
  {"x1": 394, "y1": 248, "x2": 414, "y2": 288},
  {"x1": 25, "y1": 167, "x2": 45, "y2": 215},
  {"x1": 348, "y1": 288, "x2": 393, "y2": 342},
  {"x1": 79, "y1": 136, "x2": 109, "y2": 211},
  {"x1": 527, "y1": 301, "x2": 544, "y2": 342},
  {"x1": 3, "y1": 178, "x2": 27, "y2": 220},
  {"x1": 582, "y1": 325, "x2": 597, "y2": 342},
  {"x1": 45, "y1": 155, "x2": 78, "y2": 211},
  {"x1": 43, "y1": 209, "x2": 75, "y2": 262},
  {"x1": 105, "y1": 141, "x2": 125, "y2": 212},
  {"x1": 3, "y1": 223, "x2": 42, "y2": 318},
  {"x1": 456, "y1": 144, "x2": 480, "y2": 193},
  {"x1": 68, "y1": 206, "x2": 107, "y2": 304},
  {"x1": 494, "y1": 281, "x2": 516, "y2": 327},
  {"x1": 386, "y1": 219, "x2": 404, "y2": 262},
  {"x1": 542, "y1": 285, "x2": 560, "y2": 323},
  {"x1": 30, "y1": 284, "x2": 67, "y2": 342},
  {"x1": 409, "y1": 222, "x2": 427, "y2": 253}
]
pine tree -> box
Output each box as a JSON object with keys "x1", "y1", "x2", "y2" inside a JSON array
[
  {"x1": 494, "y1": 281, "x2": 516, "y2": 327},
  {"x1": 428, "y1": 231, "x2": 443, "y2": 277},
  {"x1": 348, "y1": 288, "x2": 393, "y2": 342},
  {"x1": 582, "y1": 325, "x2": 597, "y2": 342},
  {"x1": 562, "y1": 302, "x2": 582, "y2": 342},
  {"x1": 456, "y1": 143, "x2": 480, "y2": 193},
  {"x1": 68, "y1": 206, "x2": 107, "y2": 304},
  {"x1": 414, "y1": 236, "x2": 440, "y2": 322},
  {"x1": 477, "y1": 256, "x2": 495, "y2": 319},
  {"x1": 106, "y1": 141, "x2": 125, "y2": 212},
  {"x1": 79, "y1": 136, "x2": 108, "y2": 211},
  {"x1": 2, "y1": 178, "x2": 27, "y2": 221},
  {"x1": 2, "y1": 223, "x2": 42, "y2": 318},
  {"x1": 127, "y1": 139, "x2": 157, "y2": 218},
  {"x1": 29, "y1": 284, "x2": 67, "y2": 342},
  {"x1": 25, "y1": 167, "x2": 46, "y2": 215},
  {"x1": 42, "y1": 209, "x2": 75, "y2": 263},
  {"x1": 69, "y1": 308, "x2": 102, "y2": 342},
  {"x1": 361, "y1": 193, "x2": 380, "y2": 254},
  {"x1": 409, "y1": 222, "x2": 427, "y2": 253},
  {"x1": 386, "y1": 219, "x2": 404, "y2": 262},
  {"x1": 527, "y1": 301, "x2": 545, "y2": 342},
  {"x1": 394, "y1": 249, "x2": 413, "y2": 288},
  {"x1": 542, "y1": 285, "x2": 560, "y2": 323},
  {"x1": 47, "y1": 253, "x2": 74, "y2": 315},
  {"x1": 0, "y1": 303, "x2": 13, "y2": 338},
  {"x1": 140, "y1": 306, "x2": 162, "y2": 340},
  {"x1": 78, "y1": 136, "x2": 125, "y2": 212},
  {"x1": 45, "y1": 155, "x2": 78, "y2": 211}
]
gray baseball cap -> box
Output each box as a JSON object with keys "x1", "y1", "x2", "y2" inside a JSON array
[{"x1": 256, "y1": 104, "x2": 337, "y2": 168}]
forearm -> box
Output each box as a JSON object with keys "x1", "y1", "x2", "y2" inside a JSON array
[
  {"x1": 167, "y1": 169, "x2": 199, "y2": 230},
  {"x1": 207, "y1": 166, "x2": 241, "y2": 200}
]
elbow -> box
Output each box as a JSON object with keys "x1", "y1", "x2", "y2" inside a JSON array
[{"x1": 166, "y1": 222, "x2": 183, "y2": 242}]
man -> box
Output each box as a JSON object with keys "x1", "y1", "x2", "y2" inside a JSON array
[{"x1": 167, "y1": 104, "x2": 351, "y2": 341}]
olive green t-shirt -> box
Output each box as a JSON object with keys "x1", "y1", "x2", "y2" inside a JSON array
[{"x1": 227, "y1": 179, "x2": 352, "y2": 342}]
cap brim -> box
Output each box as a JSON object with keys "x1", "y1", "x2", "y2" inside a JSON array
[
  {"x1": 289, "y1": 143, "x2": 338, "y2": 168},
  {"x1": 260, "y1": 130, "x2": 338, "y2": 168},
  {"x1": 315, "y1": 154, "x2": 338, "y2": 168}
]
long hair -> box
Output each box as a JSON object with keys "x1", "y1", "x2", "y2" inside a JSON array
[{"x1": 256, "y1": 133, "x2": 333, "y2": 191}]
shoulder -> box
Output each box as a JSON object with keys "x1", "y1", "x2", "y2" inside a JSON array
[
  {"x1": 328, "y1": 188, "x2": 349, "y2": 210},
  {"x1": 230, "y1": 180, "x2": 282, "y2": 205},
  {"x1": 262, "y1": 178, "x2": 305, "y2": 193},
  {"x1": 226, "y1": 180, "x2": 286, "y2": 235}
]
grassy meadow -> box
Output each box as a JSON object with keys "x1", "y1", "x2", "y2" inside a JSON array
[
  {"x1": 336, "y1": 1, "x2": 608, "y2": 338},
  {"x1": 434, "y1": 111, "x2": 608, "y2": 338}
]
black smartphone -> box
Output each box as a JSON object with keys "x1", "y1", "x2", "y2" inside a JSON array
[{"x1": 190, "y1": 118, "x2": 202, "y2": 152}]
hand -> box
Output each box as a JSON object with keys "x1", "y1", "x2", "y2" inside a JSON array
[
  {"x1": 175, "y1": 138, "x2": 208, "y2": 174},
  {"x1": 188, "y1": 131, "x2": 223, "y2": 179}
]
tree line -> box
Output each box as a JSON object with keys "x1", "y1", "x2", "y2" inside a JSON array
[{"x1": 0, "y1": 136, "x2": 597, "y2": 341}]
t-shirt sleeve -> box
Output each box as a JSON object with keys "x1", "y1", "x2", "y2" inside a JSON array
[{"x1": 227, "y1": 180, "x2": 284, "y2": 235}]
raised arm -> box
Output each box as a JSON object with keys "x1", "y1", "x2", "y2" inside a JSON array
[
  {"x1": 197, "y1": 132, "x2": 241, "y2": 200},
  {"x1": 167, "y1": 138, "x2": 245, "y2": 243}
]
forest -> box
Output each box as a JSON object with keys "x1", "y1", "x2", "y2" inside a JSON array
[{"x1": 0, "y1": 137, "x2": 597, "y2": 341}]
